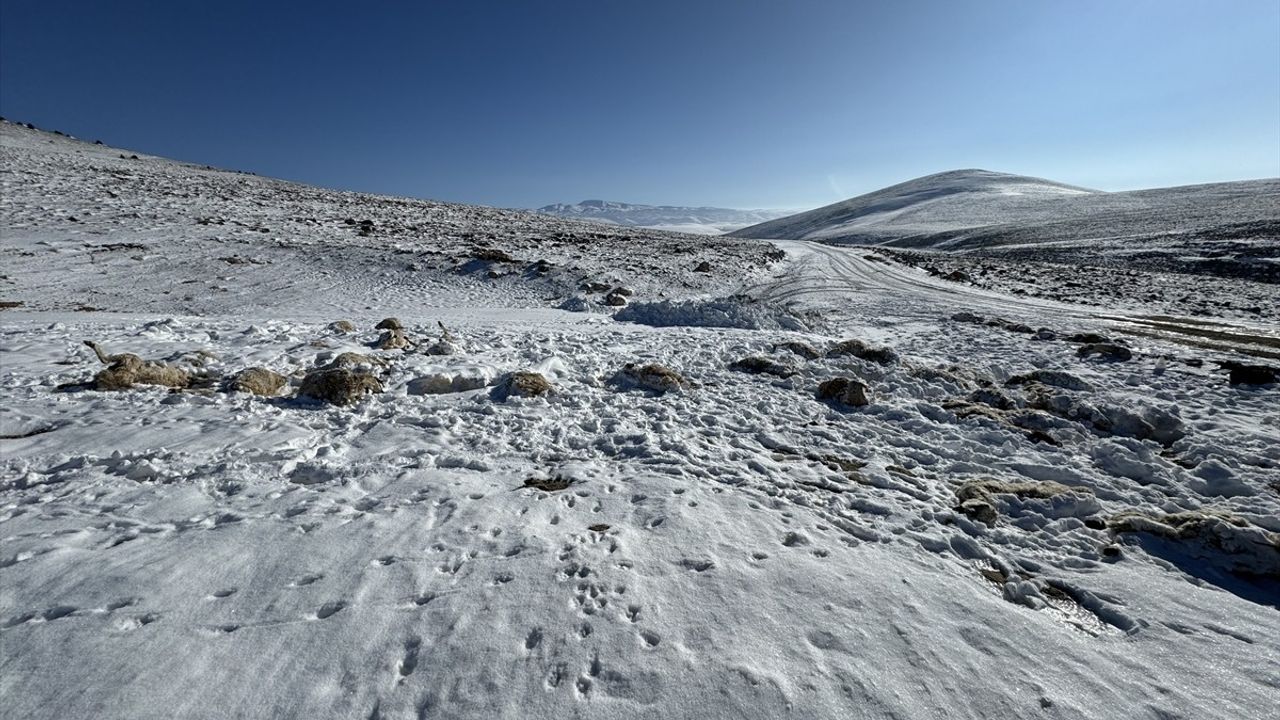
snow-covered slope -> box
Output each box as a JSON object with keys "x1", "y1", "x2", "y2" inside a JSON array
[
  {"x1": 3, "y1": 122, "x2": 1279, "y2": 720},
  {"x1": 730, "y1": 169, "x2": 1280, "y2": 254},
  {"x1": 535, "y1": 199, "x2": 791, "y2": 235}
]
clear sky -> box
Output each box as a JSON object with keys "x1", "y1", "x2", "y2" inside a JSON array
[{"x1": 2, "y1": 1, "x2": 1278, "y2": 210}]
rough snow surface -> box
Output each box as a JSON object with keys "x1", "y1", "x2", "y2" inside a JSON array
[{"x1": 2, "y1": 122, "x2": 1279, "y2": 720}]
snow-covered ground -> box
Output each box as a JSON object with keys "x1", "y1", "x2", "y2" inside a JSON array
[
  {"x1": 534, "y1": 200, "x2": 792, "y2": 235},
  {"x1": 731, "y1": 171, "x2": 1280, "y2": 277},
  {"x1": 2, "y1": 122, "x2": 1279, "y2": 720}
]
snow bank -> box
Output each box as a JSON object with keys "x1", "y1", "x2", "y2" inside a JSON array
[{"x1": 616, "y1": 297, "x2": 807, "y2": 330}]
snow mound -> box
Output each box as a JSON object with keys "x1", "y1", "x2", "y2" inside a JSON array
[{"x1": 615, "y1": 297, "x2": 807, "y2": 330}]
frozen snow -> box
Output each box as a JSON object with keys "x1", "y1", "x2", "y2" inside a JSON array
[{"x1": 1, "y1": 121, "x2": 1278, "y2": 720}]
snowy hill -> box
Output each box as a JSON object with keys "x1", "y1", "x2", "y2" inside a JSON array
[
  {"x1": 730, "y1": 169, "x2": 1280, "y2": 255},
  {"x1": 2, "y1": 121, "x2": 1279, "y2": 720},
  {"x1": 535, "y1": 199, "x2": 792, "y2": 234}
]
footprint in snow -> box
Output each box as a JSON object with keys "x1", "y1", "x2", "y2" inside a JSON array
[{"x1": 314, "y1": 601, "x2": 346, "y2": 619}]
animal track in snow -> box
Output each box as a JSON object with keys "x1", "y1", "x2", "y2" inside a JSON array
[
  {"x1": 314, "y1": 601, "x2": 346, "y2": 619},
  {"x1": 290, "y1": 573, "x2": 323, "y2": 587},
  {"x1": 524, "y1": 627, "x2": 543, "y2": 650},
  {"x1": 398, "y1": 637, "x2": 421, "y2": 678}
]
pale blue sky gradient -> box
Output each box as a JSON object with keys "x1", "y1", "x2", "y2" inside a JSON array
[{"x1": 2, "y1": 0, "x2": 1277, "y2": 209}]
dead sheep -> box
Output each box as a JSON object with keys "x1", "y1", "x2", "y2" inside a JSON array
[
  {"x1": 491, "y1": 371, "x2": 553, "y2": 401},
  {"x1": 956, "y1": 479, "x2": 1088, "y2": 504},
  {"x1": 1219, "y1": 362, "x2": 1278, "y2": 386},
  {"x1": 424, "y1": 339, "x2": 459, "y2": 356},
  {"x1": 226, "y1": 367, "x2": 287, "y2": 396},
  {"x1": 580, "y1": 280, "x2": 612, "y2": 293},
  {"x1": 729, "y1": 356, "x2": 797, "y2": 378},
  {"x1": 423, "y1": 322, "x2": 459, "y2": 355},
  {"x1": 296, "y1": 353, "x2": 385, "y2": 405},
  {"x1": 1077, "y1": 343, "x2": 1133, "y2": 361},
  {"x1": 375, "y1": 317, "x2": 403, "y2": 330},
  {"x1": 955, "y1": 479, "x2": 1098, "y2": 525},
  {"x1": 816, "y1": 377, "x2": 870, "y2": 407},
  {"x1": 298, "y1": 367, "x2": 382, "y2": 406},
  {"x1": 826, "y1": 339, "x2": 898, "y2": 365},
  {"x1": 82, "y1": 340, "x2": 190, "y2": 390},
  {"x1": 773, "y1": 341, "x2": 821, "y2": 360},
  {"x1": 329, "y1": 320, "x2": 356, "y2": 333},
  {"x1": 1107, "y1": 510, "x2": 1280, "y2": 578},
  {"x1": 376, "y1": 328, "x2": 410, "y2": 350},
  {"x1": 407, "y1": 372, "x2": 489, "y2": 395},
  {"x1": 615, "y1": 363, "x2": 688, "y2": 393},
  {"x1": 1006, "y1": 369, "x2": 1092, "y2": 392},
  {"x1": 473, "y1": 247, "x2": 515, "y2": 263}
]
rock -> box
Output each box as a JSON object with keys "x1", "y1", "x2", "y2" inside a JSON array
[
  {"x1": 951, "y1": 311, "x2": 984, "y2": 324},
  {"x1": 1006, "y1": 369, "x2": 1092, "y2": 392},
  {"x1": 1221, "y1": 362, "x2": 1278, "y2": 386},
  {"x1": 329, "y1": 320, "x2": 356, "y2": 333},
  {"x1": 826, "y1": 339, "x2": 898, "y2": 365},
  {"x1": 773, "y1": 341, "x2": 821, "y2": 360},
  {"x1": 1066, "y1": 332, "x2": 1110, "y2": 344},
  {"x1": 1031, "y1": 328, "x2": 1057, "y2": 341},
  {"x1": 611, "y1": 286, "x2": 635, "y2": 297},
  {"x1": 693, "y1": 260, "x2": 712, "y2": 273},
  {"x1": 816, "y1": 377, "x2": 870, "y2": 407},
  {"x1": 580, "y1": 280, "x2": 612, "y2": 293},
  {"x1": 1077, "y1": 343, "x2": 1132, "y2": 361},
  {"x1": 728, "y1": 356, "x2": 797, "y2": 378},
  {"x1": 83, "y1": 340, "x2": 190, "y2": 391},
  {"x1": 943, "y1": 270, "x2": 972, "y2": 283},
  {"x1": 375, "y1": 317, "x2": 403, "y2": 330},
  {"x1": 492, "y1": 371, "x2": 552, "y2": 400},
  {"x1": 603, "y1": 291, "x2": 628, "y2": 307},
  {"x1": 227, "y1": 367, "x2": 287, "y2": 396},
  {"x1": 617, "y1": 363, "x2": 688, "y2": 393},
  {"x1": 298, "y1": 367, "x2": 382, "y2": 405}
]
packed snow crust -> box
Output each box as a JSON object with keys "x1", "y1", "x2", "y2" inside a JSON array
[{"x1": 2, "y1": 122, "x2": 1279, "y2": 720}]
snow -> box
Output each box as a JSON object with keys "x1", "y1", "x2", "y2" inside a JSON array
[
  {"x1": 535, "y1": 200, "x2": 793, "y2": 235},
  {"x1": 2, "y1": 121, "x2": 1279, "y2": 719},
  {"x1": 730, "y1": 170, "x2": 1280, "y2": 273}
]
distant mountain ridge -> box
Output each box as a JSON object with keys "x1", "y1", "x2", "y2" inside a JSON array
[
  {"x1": 534, "y1": 200, "x2": 792, "y2": 235},
  {"x1": 729, "y1": 169, "x2": 1280, "y2": 251}
]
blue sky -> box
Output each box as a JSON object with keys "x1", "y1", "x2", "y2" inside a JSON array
[{"x1": 2, "y1": 1, "x2": 1277, "y2": 209}]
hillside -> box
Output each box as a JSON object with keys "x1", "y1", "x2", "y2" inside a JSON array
[
  {"x1": 730, "y1": 170, "x2": 1280, "y2": 270},
  {"x1": 535, "y1": 199, "x2": 791, "y2": 235}
]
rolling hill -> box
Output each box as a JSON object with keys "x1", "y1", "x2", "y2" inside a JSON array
[{"x1": 730, "y1": 169, "x2": 1280, "y2": 253}]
